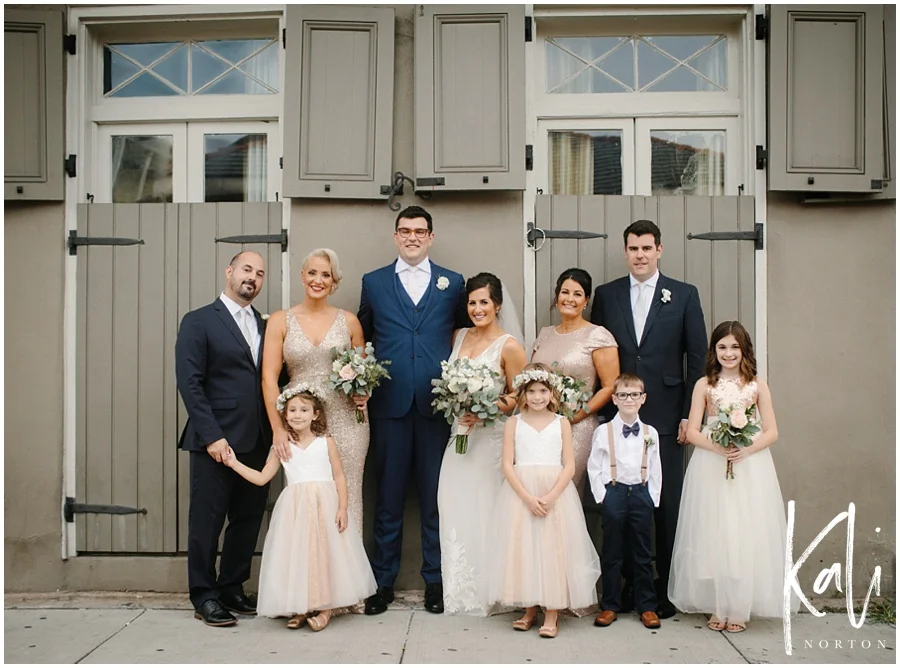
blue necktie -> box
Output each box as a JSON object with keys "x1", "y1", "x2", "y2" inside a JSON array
[{"x1": 622, "y1": 422, "x2": 640, "y2": 438}]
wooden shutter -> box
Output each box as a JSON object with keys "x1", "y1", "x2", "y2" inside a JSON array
[
  {"x1": 4, "y1": 8, "x2": 64, "y2": 201},
  {"x1": 878, "y1": 4, "x2": 895, "y2": 199},
  {"x1": 768, "y1": 5, "x2": 885, "y2": 193},
  {"x1": 415, "y1": 5, "x2": 525, "y2": 191},
  {"x1": 282, "y1": 5, "x2": 395, "y2": 199}
]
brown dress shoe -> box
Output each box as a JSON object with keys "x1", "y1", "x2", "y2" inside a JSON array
[
  {"x1": 594, "y1": 610, "x2": 617, "y2": 627},
  {"x1": 641, "y1": 611, "x2": 661, "y2": 629}
]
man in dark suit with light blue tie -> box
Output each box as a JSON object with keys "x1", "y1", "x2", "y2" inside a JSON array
[
  {"x1": 358, "y1": 206, "x2": 468, "y2": 615},
  {"x1": 590, "y1": 220, "x2": 707, "y2": 619},
  {"x1": 176, "y1": 251, "x2": 271, "y2": 627}
]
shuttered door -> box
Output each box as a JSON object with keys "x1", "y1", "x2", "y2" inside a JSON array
[
  {"x1": 75, "y1": 202, "x2": 284, "y2": 553},
  {"x1": 533, "y1": 195, "x2": 757, "y2": 338}
]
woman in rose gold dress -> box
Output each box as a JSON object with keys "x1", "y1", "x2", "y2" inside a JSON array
[
  {"x1": 531, "y1": 268, "x2": 619, "y2": 493},
  {"x1": 261, "y1": 248, "x2": 370, "y2": 537}
]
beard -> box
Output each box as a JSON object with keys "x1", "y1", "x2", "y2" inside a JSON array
[{"x1": 231, "y1": 277, "x2": 258, "y2": 299}]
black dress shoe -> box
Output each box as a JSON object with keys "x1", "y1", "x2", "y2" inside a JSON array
[
  {"x1": 194, "y1": 599, "x2": 237, "y2": 627},
  {"x1": 424, "y1": 583, "x2": 444, "y2": 614},
  {"x1": 656, "y1": 598, "x2": 676, "y2": 619},
  {"x1": 219, "y1": 591, "x2": 257, "y2": 615},
  {"x1": 365, "y1": 586, "x2": 394, "y2": 615}
]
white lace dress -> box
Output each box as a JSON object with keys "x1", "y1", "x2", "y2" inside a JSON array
[{"x1": 437, "y1": 329, "x2": 511, "y2": 616}]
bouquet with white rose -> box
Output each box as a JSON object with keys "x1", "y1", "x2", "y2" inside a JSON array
[
  {"x1": 707, "y1": 403, "x2": 760, "y2": 479},
  {"x1": 328, "y1": 342, "x2": 391, "y2": 424},
  {"x1": 549, "y1": 364, "x2": 592, "y2": 420},
  {"x1": 431, "y1": 358, "x2": 505, "y2": 454}
]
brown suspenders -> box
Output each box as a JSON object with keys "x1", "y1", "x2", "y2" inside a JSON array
[{"x1": 606, "y1": 422, "x2": 649, "y2": 486}]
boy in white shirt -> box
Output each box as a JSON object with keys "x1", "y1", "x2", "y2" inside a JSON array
[{"x1": 588, "y1": 373, "x2": 663, "y2": 629}]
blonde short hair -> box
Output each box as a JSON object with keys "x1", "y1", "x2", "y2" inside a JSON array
[{"x1": 301, "y1": 248, "x2": 342, "y2": 293}]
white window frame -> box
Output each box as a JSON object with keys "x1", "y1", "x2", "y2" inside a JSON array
[
  {"x1": 536, "y1": 118, "x2": 636, "y2": 195},
  {"x1": 635, "y1": 116, "x2": 741, "y2": 196},
  {"x1": 63, "y1": 5, "x2": 289, "y2": 559},
  {"x1": 95, "y1": 123, "x2": 188, "y2": 203}
]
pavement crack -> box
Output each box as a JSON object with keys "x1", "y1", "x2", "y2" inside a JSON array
[
  {"x1": 398, "y1": 611, "x2": 415, "y2": 664},
  {"x1": 722, "y1": 632, "x2": 752, "y2": 664},
  {"x1": 75, "y1": 609, "x2": 145, "y2": 664}
]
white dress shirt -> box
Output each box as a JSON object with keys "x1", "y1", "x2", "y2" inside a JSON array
[
  {"x1": 220, "y1": 292, "x2": 260, "y2": 361},
  {"x1": 587, "y1": 412, "x2": 662, "y2": 506},
  {"x1": 396, "y1": 256, "x2": 432, "y2": 305},
  {"x1": 630, "y1": 270, "x2": 659, "y2": 340}
]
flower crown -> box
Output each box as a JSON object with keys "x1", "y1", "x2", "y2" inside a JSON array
[
  {"x1": 512, "y1": 368, "x2": 564, "y2": 393},
  {"x1": 276, "y1": 382, "x2": 327, "y2": 413}
]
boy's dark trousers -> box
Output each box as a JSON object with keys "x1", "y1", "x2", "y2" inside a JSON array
[{"x1": 600, "y1": 482, "x2": 657, "y2": 614}]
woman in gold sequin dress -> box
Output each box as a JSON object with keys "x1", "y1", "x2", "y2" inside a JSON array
[
  {"x1": 531, "y1": 268, "x2": 620, "y2": 493},
  {"x1": 262, "y1": 248, "x2": 370, "y2": 537}
]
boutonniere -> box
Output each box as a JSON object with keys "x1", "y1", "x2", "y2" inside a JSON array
[
  {"x1": 644, "y1": 435, "x2": 656, "y2": 448},
  {"x1": 436, "y1": 276, "x2": 450, "y2": 291},
  {"x1": 660, "y1": 288, "x2": 672, "y2": 303},
  {"x1": 261, "y1": 313, "x2": 270, "y2": 321}
]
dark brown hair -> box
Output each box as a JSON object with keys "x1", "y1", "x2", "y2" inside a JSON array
[
  {"x1": 281, "y1": 392, "x2": 328, "y2": 439},
  {"x1": 552, "y1": 268, "x2": 592, "y2": 310},
  {"x1": 623, "y1": 219, "x2": 661, "y2": 247},
  {"x1": 613, "y1": 372, "x2": 645, "y2": 394},
  {"x1": 514, "y1": 362, "x2": 561, "y2": 414},
  {"x1": 395, "y1": 205, "x2": 433, "y2": 232},
  {"x1": 705, "y1": 320, "x2": 757, "y2": 386},
  {"x1": 466, "y1": 272, "x2": 503, "y2": 307}
]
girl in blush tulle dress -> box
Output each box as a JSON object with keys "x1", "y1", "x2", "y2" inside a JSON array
[
  {"x1": 488, "y1": 363, "x2": 602, "y2": 638},
  {"x1": 223, "y1": 383, "x2": 375, "y2": 631},
  {"x1": 669, "y1": 321, "x2": 795, "y2": 633}
]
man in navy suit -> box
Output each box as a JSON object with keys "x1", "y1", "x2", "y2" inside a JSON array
[
  {"x1": 176, "y1": 251, "x2": 271, "y2": 627},
  {"x1": 358, "y1": 206, "x2": 468, "y2": 615},
  {"x1": 590, "y1": 220, "x2": 707, "y2": 620}
]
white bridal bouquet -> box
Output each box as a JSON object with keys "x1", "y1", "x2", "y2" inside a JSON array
[
  {"x1": 431, "y1": 358, "x2": 505, "y2": 454},
  {"x1": 552, "y1": 366, "x2": 593, "y2": 420},
  {"x1": 328, "y1": 342, "x2": 391, "y2": 423}
]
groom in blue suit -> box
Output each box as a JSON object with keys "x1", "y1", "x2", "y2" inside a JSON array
[
  {"x1": 358, "y1": 206, "x2": 468, "y2": 615},
  {"x1": 590, "y1": 219, "x2": 707, "y2": 620}
]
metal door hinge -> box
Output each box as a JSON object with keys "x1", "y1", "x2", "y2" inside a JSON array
[
  {"x1": 64, "y1": 34, "x2": 76, "y2": 55},
  {"x1": 525, "y1": 145, "x2": 533, "y2": 171},
  {"x1": 755, "y1": 14, "x2": 768, "y2": 41},
  {"x1": 525, "y1": 16, "x2": 533, "y2": 42},
  {"x1": 215, "y1": 230, "x2": 288, "y2": 253},
  {"x1": 756, "y1": 145, "x2": 767, "y2": 170},
  {"x1": 687, "y1": 223, "x2": 764, "y2": 251},
  {"x1": 68, "y1": 230, "x2": 144, "y2": 255},
  {"x1": 279, "y1": 156, "x2": 283, "y2": 169},
  {"x1": 64, "y1": 497, "x2": 146, "y2": 523},
  {"x1": 65, "y1": 155, "x2": 77, "y2": 178},
  {"x1": 282, "y1": 28, "x2": 286, "y2": 48},
  {"x1": 526, "y1": 222, "x2": 608, "y2": 249}
]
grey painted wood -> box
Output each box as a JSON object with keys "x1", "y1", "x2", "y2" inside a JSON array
[
  {"x1": 769, "y1": 5, "x2": 885, "y2": 192},
  {"x1": 76, "y1": 203, "x2": 282, "y2": 554},
  {"x1": 877, "y1": 5, "x2": 896, "y2": 199},
  {"x1": 282, "y1": 5, "x2": 395, "y2": 199},
  {"x1": 4, "y1": 9, "x2": 64, "y2": 201},
  {"x1": 415, "y1": 5, "x2": 525, "y2": 190},
  {"x1": 534, "y1": 195, "x2": 756, "y2": 342}
]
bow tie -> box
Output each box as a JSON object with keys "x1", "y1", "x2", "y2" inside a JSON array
[{"x1": 622, "y1": 422, "x2": 640, "y2": 438}]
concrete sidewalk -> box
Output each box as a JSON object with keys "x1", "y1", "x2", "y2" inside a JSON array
[{"x1": 4, "y1": 592, "x2": 896, "y2": 664}]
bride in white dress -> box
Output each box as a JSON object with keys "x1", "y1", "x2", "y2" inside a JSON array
[{"x1": 437, "y1": 273, "x2": 526, "y2": 616}]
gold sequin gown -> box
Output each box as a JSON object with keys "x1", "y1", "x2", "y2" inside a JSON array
[
  {"x1": 282, "y1": 309, "x2": 369, "y2": 537},
  {"x1": 531, "y1": 324, "x2": 618, "y2": 492}
]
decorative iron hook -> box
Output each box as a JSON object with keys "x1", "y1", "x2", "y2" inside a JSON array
[{"x1": 387, "y1": 171, "x2": 432, "y2": 212}]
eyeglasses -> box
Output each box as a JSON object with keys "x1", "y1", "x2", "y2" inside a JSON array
[
  {"x1": 614, "y1": 392, "x2": 645, "y2": 401},
  {"x1": 396, "y1": 227, "x2": 430, "y2": 239}
]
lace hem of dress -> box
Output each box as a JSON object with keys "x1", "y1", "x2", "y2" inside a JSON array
[{"x1": 441, "y1": 528, "x2": 485, "y2": 615}]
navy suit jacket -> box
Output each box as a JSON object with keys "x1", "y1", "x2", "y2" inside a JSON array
[
  {"x1": 175, "y1": 297, "x2": 272, "y2": 453},
  {"x1": 590, "y1": 274, "x2": 707, "y2": 435},
  {"x1": 358, "y1": 261, "x2": 468, "y2": 419}
]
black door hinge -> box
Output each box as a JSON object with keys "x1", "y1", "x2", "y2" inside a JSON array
[
  {"x1": 64, "y1": 34, "x2": 76, "y2": 55},
  {"x1": 65, "y1": 154, "x2": 77, "y2": 178},
  {"x1": 282, "y1": 28, "x2": 286, "y2": 48},
  {"x1": 215, "y1": 230, "x2": 289, "y2": 253},
  {"x1": 756, "y1": 145, "x2": 767, "y2": 170},
  {"x1": 525, "y1": 16, "x2": 533, "y2": 42},
  {"x1": 64, "y1": 497, "x2": 146, "y2": 523},
  {"x1": 68, "y1": 230, "x2": 144, "y2": 255},
  {"x1": 525, "y1": 145, "x2": 533, "y2": 171},
  {"x1": 755, "y1": 14, "x2": 768, "y2": 41},
  {"x1": 279, "y1": 156, "x2": 283, "y2": 169}
]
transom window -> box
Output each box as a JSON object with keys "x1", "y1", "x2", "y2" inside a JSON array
[
  {"x1": 103, "y1": 39, "x2": 279, "y2": 97},
  {"x1": 546, "y1": 35, "x2": 727, "y2": 94}
]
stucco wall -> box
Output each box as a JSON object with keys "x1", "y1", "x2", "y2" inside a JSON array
[
  {"x1": 766, "y1": 194, "x2": 896, "y2": 594},
  {"x1": 4, "y1": 202, "x2": 67, "y2": 589}
]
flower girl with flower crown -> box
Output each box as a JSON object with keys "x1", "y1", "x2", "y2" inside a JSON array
[
  {"x1": 223, "y1": 382, "x2": 375, "y2": 631},
  {"x1": 488, "y1": 363, "x2": 602, "y2": 638}
]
